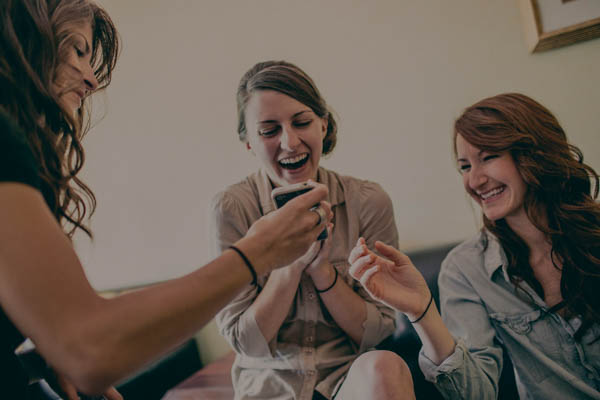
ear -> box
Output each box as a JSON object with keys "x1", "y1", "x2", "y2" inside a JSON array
[{"x1": 321, "y1": 116, "x2": 328, "y2": 139}]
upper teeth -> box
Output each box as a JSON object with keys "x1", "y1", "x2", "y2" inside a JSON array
[
  {"x1": 480, "y1": 186, "x2": 504, "y2": 200},
  {"x1": 280, "y1": 154, "x2": 307, "y2": 164}
]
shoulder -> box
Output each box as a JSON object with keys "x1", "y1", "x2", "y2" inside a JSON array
[
  {"x1": 211, "y1": 179, "x2": 254, "y2": 214},
  {"x1": 440, "y1": 232, "x2": 487, "y2": 279},
  {"x1": 209, "y1": 174, "x2": 263, "y2": 226},
  {"x1": 334, "y1": 172, "x2": 392, "y2": 209}
]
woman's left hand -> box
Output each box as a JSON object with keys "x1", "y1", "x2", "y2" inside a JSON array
[{"x1": 56, "y1": 372, "x2": 123, "y2": 400}]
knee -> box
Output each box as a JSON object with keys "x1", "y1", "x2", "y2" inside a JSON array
[{"x1": 350, "y1": 350, "x2": 413, "y2": 392}]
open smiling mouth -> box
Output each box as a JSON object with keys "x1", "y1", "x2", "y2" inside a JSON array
[
  {"x1": 479, "y1": 185, "x2": 506, "y2": 200},
  {"x1": 279, "y1": 154, "x2": 309, "y2": 170}
]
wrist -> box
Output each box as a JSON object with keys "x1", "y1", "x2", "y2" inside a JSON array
[
  {"x1": 407, "y1": 291, "x2": 434, "y2": 324},
  {"x1": 233, "y1": 236, "x2": 273, "y2": 276},
  {"x1": 309, "y1": 262, "x2": 333, "y2": 286}
]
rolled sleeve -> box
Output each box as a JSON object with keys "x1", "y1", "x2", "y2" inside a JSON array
[
  {"x1": 419, "y1": 257, "x2": 503, "y2": 399},
  {"x1": 358, "y1": 301, "x2": 396, "y2": 352},
  {"x1": 210, "y1": 190, "x2": 273, "y2": 357}
]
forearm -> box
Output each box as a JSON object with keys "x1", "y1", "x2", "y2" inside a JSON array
[
  {"x1": 409, "y1": 301, "x2": 456, "y2": 365},
  {"x1": 40, "y1": 248, "x2": 258, "y2": 394},
  {"x1": 314, "y1": 265, "x2": 367, "y2": 345},
  {"x1": 247, "y1": 265, "x2": 303, "y2": 343}
]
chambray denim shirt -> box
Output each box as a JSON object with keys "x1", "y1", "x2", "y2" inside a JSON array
[{"x1": 419, "y1": 231, "x2": 600, "y2": 399}]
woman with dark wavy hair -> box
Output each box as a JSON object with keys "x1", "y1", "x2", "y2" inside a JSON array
[
  {"x1": 348, "y1": 93, "x2": 600, "y2": 399},
  {"x1": 0, "y1": 2, "x2": 331, "y2": 399}
]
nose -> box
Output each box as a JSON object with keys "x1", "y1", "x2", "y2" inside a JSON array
[
  {"x1": 280, "y1": 126, "x2": 300, "y2": 150},
  {"x1": 468, "y1": 165, "x2": 487, "y2": 190},
  {"x1": 82, "y1": 62, "x2": 99, "y2": 92}
]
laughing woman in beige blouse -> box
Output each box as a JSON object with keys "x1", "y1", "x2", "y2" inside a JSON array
[{"x1": 210, "y1": 61, "x2": 415, "y2": 400}]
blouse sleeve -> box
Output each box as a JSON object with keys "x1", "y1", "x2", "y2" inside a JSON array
[
  {"x1": 355, "y1": 181, "x2": 399, "y2": 352},
  {"x1": 210, "y1": 190, "x2": 273, "y2": 357}
]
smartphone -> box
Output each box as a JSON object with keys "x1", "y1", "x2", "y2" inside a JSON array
[{"x1": 271, "y1": 181, "x2": 328, "y2": 240}]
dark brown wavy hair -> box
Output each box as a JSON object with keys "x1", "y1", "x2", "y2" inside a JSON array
[
  {"x1": 0, "y1": 0, "x2": 119, "y2": 237},
  {"x1": 236, "y1": 60, "x2": 338, "y2": 155},
  {"x1": 454, "y1": 93, "x2": 600, "y2": 340}
]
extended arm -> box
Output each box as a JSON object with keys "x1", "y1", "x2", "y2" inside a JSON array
[
  {"x1": 0, "y1": 183, "x2": 329, "y2": 394},
  {"x1": 349, "y1": 241, "x2": 503, "y2": 399}
]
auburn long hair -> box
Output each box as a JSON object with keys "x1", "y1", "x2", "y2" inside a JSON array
[
  {"x1": 454, "y1": 93, "x2": 600, "y2": 340},
  {"x1": 0, "y1": 0, "x2": 119, "y2": 237}
]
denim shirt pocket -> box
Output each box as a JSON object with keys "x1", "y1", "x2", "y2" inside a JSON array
[{"x1": 489, "y1": 309, "x2": 560, "y2": 383}]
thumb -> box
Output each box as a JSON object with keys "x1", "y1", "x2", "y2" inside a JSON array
[{"x1": 374, "y1": 241, "x2": 411, "y2": 266}]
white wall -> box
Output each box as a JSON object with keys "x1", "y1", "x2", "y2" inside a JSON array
[{"x1": 77, "y1": 0, "x2": 600, "y2": 293}]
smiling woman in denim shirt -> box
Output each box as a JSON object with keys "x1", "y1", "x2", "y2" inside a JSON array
[{"x1": 349, "y1": 93, "x2": 600, "y2": 399}]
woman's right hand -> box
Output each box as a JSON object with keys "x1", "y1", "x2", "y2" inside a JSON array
[
  {"x1": 348, "y1": 238, "x2": 431, "y2": 320},
  {"x1": 240, "y1": 182, "x2": 332, "y2": 274}
]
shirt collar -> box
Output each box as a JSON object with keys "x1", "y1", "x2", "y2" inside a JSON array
[
  {"x1": 481, "y1": 230, "x2": 510, "y2": 281},
  {"x1": 254, "y1": 167, "x2": 342, "y2": 215}
]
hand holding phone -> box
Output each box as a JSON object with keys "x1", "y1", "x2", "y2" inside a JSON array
[{"x1": 271, "y1": 181, "x2": 328, "y2": 240}]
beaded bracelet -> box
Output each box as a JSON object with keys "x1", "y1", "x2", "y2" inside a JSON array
[
  {"x1": 316, "y1": 267, "x2": 338, "y2": 294},
  {"x1": 409, "y1": 293, "x2": 433, "y2": 324},
  {"x1": 229, "y1": 245, "x2": 257, "y2": 286}
]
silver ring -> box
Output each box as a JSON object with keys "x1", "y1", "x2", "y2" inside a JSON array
[{"x1": 310, "y1": 205, "x2": 326, "y2": 227}]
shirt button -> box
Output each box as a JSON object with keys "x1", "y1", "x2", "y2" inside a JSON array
[
  {"x1": 307, "y1": 336, "x2": 313, "y2": 342},
  {"x1": 304, "y1": 348, "x2": 313, "y2": 354},
  {"x1": 308, "y1": 292, "x2": 315, "y2": 300}
]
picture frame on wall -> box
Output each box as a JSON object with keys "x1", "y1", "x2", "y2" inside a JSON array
[{"x1": 518, "y1": 0, "x2": 600, "y2": 52}]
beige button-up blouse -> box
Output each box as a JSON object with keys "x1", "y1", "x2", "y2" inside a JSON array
[{"x1": 210, "y1": 167, "x2": 398, "y2": 400}]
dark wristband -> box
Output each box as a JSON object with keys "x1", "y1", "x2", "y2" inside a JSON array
[
  {"x1": 316, "y1": 267, "x2": 338, "y2": 294},
  {"x1": 229, "y1": 245, "x2": 257, "y2": 286},
  {"x1": 409, "y1": 292, "x2": 433, "y2": 324}
]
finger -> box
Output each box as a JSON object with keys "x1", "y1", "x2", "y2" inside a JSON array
[
  {"x1": 318, "y1": 201, "x2": 333, "y2": 222},
  {"x1": 361, "y1": 264, "x2": 381, "y2": 293},
  {"x1": 348, "y1": 253, "x2": 376, "y2": 280},
  {"x1": 55, "y1": 373, "x2": 79, "y2": 400},
  {"x1": 348, "y1": 242, "x2": 368, "y2": 264},
  {"x1": 374, "y1": 241, "x2": 411, "y2": 266},
  {"x1": 321, "y1": 223, "x2": 334, "y2": 251},
  {"x1": 104, "y1": 387, "x2": 124, "y2": 400}
]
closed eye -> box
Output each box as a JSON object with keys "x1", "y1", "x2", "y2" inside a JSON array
[
  {"x1": 458, "y1": 164, "x2": 470, "y2": 173},
  {"x1": 258, "y1": 126, "x2": 279, "y2": 137},
  {"x1": 294, "y1": 119, "x2": 312, "y2": 128},
  {"x1": 483, "y1": 154, "x2": 499, "y2": 162}
]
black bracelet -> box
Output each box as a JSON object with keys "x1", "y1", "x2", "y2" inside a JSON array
[
  {"x1": 229, "y1": 245, "x2": 257, "y2": 286},
  {"x1": 409, "y1": 293, "x2": 433, "y2": 324},
  {"x1": 316, "y1": 267, "x2": 338, "y2": 294}
]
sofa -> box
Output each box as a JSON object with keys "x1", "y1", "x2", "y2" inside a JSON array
[{"x1": 163, "y1": 243, "x2": 519, "y2": 399}]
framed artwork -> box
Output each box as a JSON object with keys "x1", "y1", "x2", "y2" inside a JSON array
[{"x1": 518, "y1": 0, "x2": 600, "y2": 52}]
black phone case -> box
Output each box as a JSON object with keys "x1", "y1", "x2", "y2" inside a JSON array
[{"x1": 273, "y1": 188, "x2": 327, "y2": 240}]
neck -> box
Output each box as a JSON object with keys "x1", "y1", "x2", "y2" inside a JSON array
[{"x1": 505, "y1": 213, "x2": 551, "y2": 260}]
